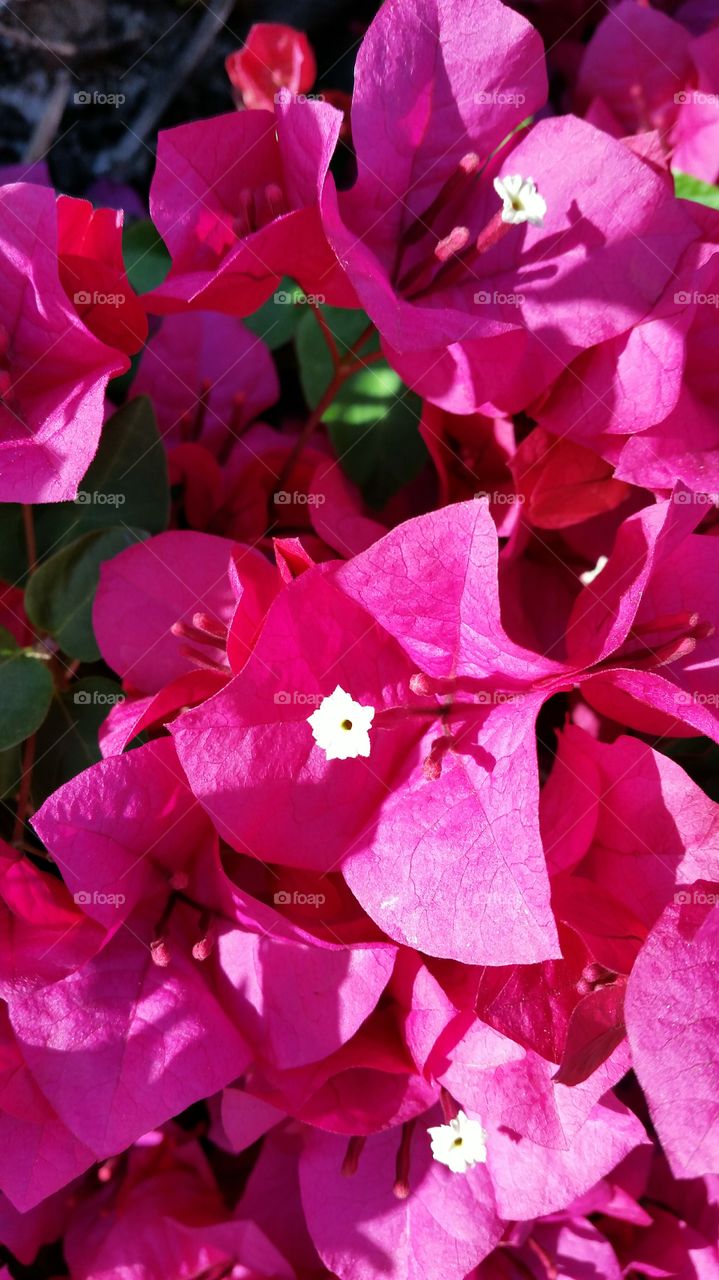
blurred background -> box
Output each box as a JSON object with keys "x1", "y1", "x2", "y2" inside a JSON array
[{"x1": 0, "y1": 0, "x2": 382, "y2": 193}]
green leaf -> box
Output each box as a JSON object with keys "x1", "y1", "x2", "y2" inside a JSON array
[
  {"x1": 673, "y1": 172, "x2": 719, "y2": 210},
  {"x1": 0, "y1": 505, "x2": 28, "y2": 584},
  {"x1": 32, "y1": 676, "x2": 124, "y2": 807},
  {"x1": 0, "y1": 626, "x2": 19, "y2": 655},
  {"x1": 24, "y1": 528, "x2": 147, "y2": 662},
  {"x1": 122, "y1": 219, "x2": 171, "y2": 294},
  {"x1": 34, "y1": 397, "x2": 169, "y2": 558},
  {"x1": 0, "y1": 649, "x2": 54, "y2": 749},
  {"x1": 245, "y1": 278, "x2": 324, "y2": 350},
  {"x1": 295, "y1": 305, "x2": 376, "y2": 409},
  {"x1": 328, "y1": 367, "x2": 428, "y2": 508},
  {"x1": 295, "y1": 305, "x2": 428, "y2": 507}
]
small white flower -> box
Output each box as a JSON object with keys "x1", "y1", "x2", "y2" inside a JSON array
[
  {"x1": 493, "y1": 174, "x2": 547, "y2": 227},
  {"x1": 308, "y1": 685, "x2": 375, "y2": 761},
  {"x1": 427, "y1": 1110, "x2": 488, "y2": 1174}
]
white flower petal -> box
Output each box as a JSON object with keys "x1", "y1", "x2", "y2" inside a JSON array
[{"x1": 308, "y1": 685, "x2": 375, "y2": 761}]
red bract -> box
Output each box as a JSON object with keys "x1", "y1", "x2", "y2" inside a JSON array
[
  {"x1": 57, "y1": 195, "x2": 148, "y2": 356},
  {"x1": 0, "y1": 184, "x2": 125, "y2": 502},
  {"x1": 226, "y1": 23, "x2": 317, "y2": 111}
]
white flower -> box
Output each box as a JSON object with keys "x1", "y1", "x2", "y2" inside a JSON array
[
  {"x1": 427, "y1": 1110, "x2": 488, "y2": 1174},
  {"x1": 493, "y1": 174, "x2": 547, "y2": 227},
  {"x1": 308, "y1": 685, "x2": 375, "y2": 761}
]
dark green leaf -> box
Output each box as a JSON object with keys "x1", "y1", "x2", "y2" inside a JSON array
[
  {"x1": 327, "y1": 366, "x2": 428, "y2": 508},
  {"x1": 24, "y1": 527, "x2": 147, "y2": 662},
  {"x1": 295, "y1": 304, "x2": 427, "y2": 506},
  {"x1": 0, "y1": 626, "x2": 18, "y2": 655},
  {"x1": 295, "y1": 304, "x2": 376, "y2": 409},
  {"x1": 674, "y1": 172, "x2": 719, "y2": 210},
  {"x1": 0, "y1": 650, "x2": 54, "y2": 749},
  {"x1": 32, "y1": 677, "x2": 124, "y2": 806},
  {"x1": 122, "y1": 219, "x2": 171, "y2": 294},
  {"x1": 34, "y1": 397, "x2": 169, "y2": 556},
  {"x1": 0, "y1": 505, "x2": 28, "y2": 584},
  {"x1": 245, "y1": 279, "x2": 323, "y2": 350}
]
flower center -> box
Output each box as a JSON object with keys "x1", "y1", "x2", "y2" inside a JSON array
[
  {"x1": 308, "y1": 686, "x2": 374, "y2": 761},
  {"x1": 396, "y1": 162, "x2": 546, "y2": 299},
  {"x1": 427, "y1": 1108, "x2": 488, "y2": 1173}
]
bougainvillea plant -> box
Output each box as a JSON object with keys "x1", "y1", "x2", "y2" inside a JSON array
[{"x1": 1, "y1": 0, "x2": 718, "y2": 1276}]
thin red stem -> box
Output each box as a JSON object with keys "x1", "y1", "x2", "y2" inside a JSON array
[{"x1": 13, "y1": 732, "x2": 36, "y2": 846}]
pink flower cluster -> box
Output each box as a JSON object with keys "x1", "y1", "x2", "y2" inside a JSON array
[{"x1": 1, "y1": 0, "x2": 718, "y2": 1276}]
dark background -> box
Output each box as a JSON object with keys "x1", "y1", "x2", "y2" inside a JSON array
[{"x1": 0, "y1": 0, "x2": 381, "y2": 194}]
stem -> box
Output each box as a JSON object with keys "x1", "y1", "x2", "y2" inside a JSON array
[
  {"x1": 308, "y1": 299, "x2": 341, "y2": 370},
  {"x1": 266, "y1": 320, "x2": 381, "y2": 529},
  {"x1": 13, "y1": 732, "x2": 36, "y2": 846},
  {"x1": 22, "y1": 504, "x2": 37, "y2": 573}
]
